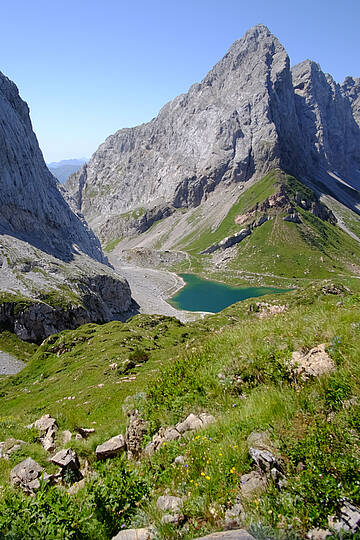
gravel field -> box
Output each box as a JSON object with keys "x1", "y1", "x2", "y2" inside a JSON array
[
  {"x1": 110, "y1": 256, "x2": 207, "y2": 323},
  {"x1": 0, "y1": 351, "x2": 25, "y2": 375}
]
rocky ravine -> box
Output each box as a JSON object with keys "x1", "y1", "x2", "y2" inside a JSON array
[
  {"x1": 0, "y1": 70, "x2": 132, "y2": 341},
  {"x1": 67, "y1": 24, "x2": 360, "y2": 244}
]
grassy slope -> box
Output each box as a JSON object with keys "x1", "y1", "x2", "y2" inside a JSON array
[
  {"x1": 0, "y1": 331, "x2": 37, "y2": 361},
  {"x1": 172, "y1": 170, "x2": 360, "y2": 285},
  {"x1": 0, "y1": 283, "x2": 360, "y2": 538},
  {"x1": 177, "y1": 170, "x2": 279, "y2": 254}
]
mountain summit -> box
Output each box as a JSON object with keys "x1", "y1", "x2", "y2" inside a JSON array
[{"x1": 66, "y1": 24, "x2": 360, "y2": 243}]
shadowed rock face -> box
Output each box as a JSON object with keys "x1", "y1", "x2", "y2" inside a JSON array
[
  {"x1": 292, "y1": 61, "x2": 360, "y2": 180},
  {"x1": 0, "y1": 71, "x2": 133, "y2": 339},
  {"x1": 0, "y1": 71, "x2": 105, "y2": 263},
  {"x1": 66, "y1": 24, "x2": 360, "y2": 240},
  {"x1": 342, "y1": 76, "x2": 360, "y2": 128}
]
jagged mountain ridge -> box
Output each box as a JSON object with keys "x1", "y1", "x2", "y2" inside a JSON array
[
  {"x1": 0, "y1": 70, "x2": 133, "y2": 341},
  {"x1": 66, "y1": 24, "x2": 360, "y2": 243},
  {"x1": 342, "y1": 76, "x2": 360, "y2": 127}
]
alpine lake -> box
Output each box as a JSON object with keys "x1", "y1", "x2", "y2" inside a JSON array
[{"x1": 169, "y1": 273, "x2": 290, "y2": 313}]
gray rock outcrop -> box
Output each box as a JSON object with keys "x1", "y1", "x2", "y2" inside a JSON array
[
  {"x1": 193, "y1": 531, "x2": 255, "y2": 540},
  {"x1": 125, "y1": 410, "x2": 148, "y2": 460},
  {"x1": 342, "y1": 76, "x2": 360, "y2": 128},
  {"x1": 144, "y1": 412, "x2": 215, "y2": 456},
  {"x1": 290, "y1": 344, "x2": 336, "y2": 381},
  {"x1": 66, "y1": 24, "x2": 360, "y2": 243},
  {"x1": 328, "y1": 501, "x2": 360, "y2": 534},
  {"x1": 66, "y1": 25, "x2": 304, "y2": 239},
  {"x1": 292, "y1": 60, "x2": 360, "y2": 182},
  {"x1": 0, "y1": 70, "x2": 133, "y2": 340},
  {"x1": 10, "y1": 457, "x2": 49, "y2": 494},
  {"x1": 96, "y1": 434, "x2": 126, "y2": 459}
]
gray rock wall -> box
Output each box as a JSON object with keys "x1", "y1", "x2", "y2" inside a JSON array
[
  {"x1": 0, "y1": 71, "x2": 105, "y2": 263},
  {"x1": 0, "y1": 71, "x2": 134, "y2": 334},
  {"x1": 66, "y1": 24, "x2": 360, "y2": 240}
]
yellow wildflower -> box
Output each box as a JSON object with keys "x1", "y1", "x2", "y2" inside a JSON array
[
  {"x1": 206, "y1": 475, "x2": 211, "y2": 480},
  {"x1": 201, "y1": 472, "x2": 205, "y2": 476}
]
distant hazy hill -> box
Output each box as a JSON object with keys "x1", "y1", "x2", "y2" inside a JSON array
[{"x1": 48, "y1": 158, "x2": 87, "y2": 183}]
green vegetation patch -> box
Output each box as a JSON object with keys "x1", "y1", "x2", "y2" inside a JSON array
[
  {"x1": 0, "y1": 331, "x2": 37, "y2": 362},
  {"x1": 0, "y1": 282, "x2": 360, "y2": 538}
]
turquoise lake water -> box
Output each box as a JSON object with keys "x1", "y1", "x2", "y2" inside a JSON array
[{"x1": 169, "y1": 273, "x2": 289, "y2": 313}]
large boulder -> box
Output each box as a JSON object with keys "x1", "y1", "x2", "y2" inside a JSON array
[
  {"x1": 112, "y1": 529, "x2": 153, "y2": 540},
  {"x1": 28, "y1": 414, "x2": 58, "y2": 452},
  {"x1": 96, "y1": 434, "x2": 126, "y2": 460},
  {"x1": 10, "y1": 457, "x2": 48, "y2": 494},
  {"x1": 290, "y1": 344, "x2": 336, "y2": 380},
  {"x1": 125, "y1": 410, "x2": 147, "y2": 460}
]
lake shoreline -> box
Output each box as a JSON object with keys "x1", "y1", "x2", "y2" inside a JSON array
[{"x1": 170, "y1": 273, "x2": 290, "y2": 313}]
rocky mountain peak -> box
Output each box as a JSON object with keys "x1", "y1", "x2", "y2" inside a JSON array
[
  {"x1": 291, "y1": 59, "x2": 360, "y2": 181},
  {"x1": 66, "y1": 26, "x2": 360, "y2": 243},
  {"x1": 66, "y1": 24, "x2": 302, "y2": 239}
]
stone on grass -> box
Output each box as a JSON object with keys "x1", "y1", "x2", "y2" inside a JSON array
[
  {"x1": 306, "y1": 529, "x2": 332, "y2": 539},
  {"x1": 224, "y1": 502, "x2": 246, "y2": 529},
  {"x1": 144, "y1": 411, "x2": 215, "y2": 456},
  {"x1": 51, "y1": 448, "x2": 80, "y2": 471},
  {"x1": 78, "y1": 427, "x2": 95, "y2": 438},
  {"x1": 176, "y1": 413, "x2": 203, "y2": 433},
  {"x1": 96, "y1": 434, "x2": 126, "y2": 459},
  {"x1": 10, "y1": 457, "x2": 47, "y2": 494},
  {"x1": 0, "y1": 439, "x2": 25, "y2": 460},
  {"x1": 156, "y1": 494, "x2": 183, "y2": 513},
  {"x1": 125, "y1": 410, "x2": 148, "y2": 460},
  {"x1": 290, "y1": 344, "x2": 335, "y2": 381},
  {"x1": 328, "y1": 501, "x2": 360, "y2": 533},
  {"x1": 246, "y1": 431, "x2": 275, "y2": 453},
  {"x1": 28, "y1": 414, "x2": 58, "y2": 453},
  {"x1": 32, "y1": 414, "x2": 58, "y2": 435},
  {"x1": 112, "y1": 528, "x2": 153, "y2": 540},
  {"x1": 249, "y1": 447, "x2": 278, "y2": 475},
  {"x1": 193, "y1": 530, "x2": 256, "y2": 539},
  {"x1": 239, "y1": 471, "x2": 266, "y2": 499},
  {"x1": 247, "y1": 431, "x2": 282, "y2": 477},
  {"x1": 161, "y1": 513, "x2": 183, "y2": 524}
]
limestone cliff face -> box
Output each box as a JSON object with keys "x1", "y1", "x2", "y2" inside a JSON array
[
  {"x1": 342, "y1": 76, "x2": 360, "y2": 128},
  {"x1": 0, "y1": 70, "x2": 133, "y2": 339},
  {"x1": 0, "y1": 70, "x2": 104, "y2": 263},
  {"x1": 292, "y1": 61, "x2": 360, "y2": 179},
  {"x1": 66, "y1": 25, "x2": 360, "y2": 241},
  {"x1": 67, "y1": 25, "x2": 303, "y2": 231}
]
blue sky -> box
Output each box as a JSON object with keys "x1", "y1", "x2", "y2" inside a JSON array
[{"x1": 1, "y1": 0, "x2": 359, "y2": 162}]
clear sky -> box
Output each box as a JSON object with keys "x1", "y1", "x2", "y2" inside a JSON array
[{"x1": 1, "y1": 0, "x2": 359, "y2": 162}]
